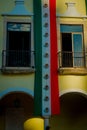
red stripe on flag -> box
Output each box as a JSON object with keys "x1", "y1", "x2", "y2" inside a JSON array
[{"x1": 50, "y1": 0, "x2": 60, "y2": 115}]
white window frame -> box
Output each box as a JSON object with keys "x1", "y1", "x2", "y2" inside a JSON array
[
  {"x1": 60, "y1": 24, "x2": 84, "y2": 68},
  {"x1": 2, "y1": 17, "x2": 34, "y2": 72}
]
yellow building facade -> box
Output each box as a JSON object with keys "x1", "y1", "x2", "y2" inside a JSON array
[{"x1": 0, "y1": 0, "x2": 87, "y2": 130}]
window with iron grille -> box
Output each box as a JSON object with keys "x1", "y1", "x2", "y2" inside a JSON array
[
  {"x1": 59, "y1": 24, "x2": 85, "y2": 68},
  {"x1": 2, "y1": 22, "x2": 34, "y2": 69}
]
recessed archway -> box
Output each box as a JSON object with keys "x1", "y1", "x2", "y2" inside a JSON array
[
  {"x1": 50, "y1": 92, "x2": 87, "y2": 130},
  {"x1": 0, "y1": 92, "x2": 34, "y2": 130}
]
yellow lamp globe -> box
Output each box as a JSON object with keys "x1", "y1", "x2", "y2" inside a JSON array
[{"x1": 24, "y1": 118, "x2": 44, "y2": 130}]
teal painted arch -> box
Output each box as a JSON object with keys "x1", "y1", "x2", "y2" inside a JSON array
[{"x1": 0, "y1": 87, "x2": 34, "y2": 99}]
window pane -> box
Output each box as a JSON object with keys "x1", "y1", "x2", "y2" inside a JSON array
[
  {"x1": 7, "y1": 23, "x2": 31, "y2": 32},
  {"x1": 60, "y1": 25, "x2": 83, "y2": 33},
  {"x1": 60, "y1": 25, "x2": 84, "y2": 68},
  {"x1": 6, "y1": 23, "x2": 31, "y2": 67},
  {"x1": 61, "y1": 33, "x2": 73, "y2": 67},
  {"x1": 73, "y1": 34, "x2": 84, "y2": 67}
]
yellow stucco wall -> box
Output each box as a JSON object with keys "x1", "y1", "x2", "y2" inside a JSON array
[
  {"x1": 56, "y1": 0, "x2": 87, "y2": 96},
  {"x1": 56, "y1": 0, "x2": 86, "y2": 15},
  {"x1": 0, "y1": 73, "x2": 34, "y2": 94},
  {"x1": 59, "y1": 75, "x2": 87, "y2": 95}
]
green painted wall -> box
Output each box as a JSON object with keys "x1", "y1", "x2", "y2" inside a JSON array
[
  {"x1": 0, "y1": 0, "x2": 33, "y2": 66},
  {"x1": 0, "y1": 0, "x2": 34, "y2": 95},
  {"x1": 0, "y1": 73, "x2": 34, "y2": 92}
]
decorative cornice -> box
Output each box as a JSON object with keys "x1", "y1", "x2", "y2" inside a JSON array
[
  {"x1": 57, "y1": 2, "x2": 82, "y2": 18},
  {"x1": 2, "y1": 0, "x2": 33, "y2": 16}
]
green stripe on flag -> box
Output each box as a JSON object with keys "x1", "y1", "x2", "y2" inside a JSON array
[{"x1": 33, "y1": 0, "x2": 42, "y2": 116}]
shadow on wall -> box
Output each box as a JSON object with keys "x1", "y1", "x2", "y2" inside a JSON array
[{"x1": 50, "y1": 92, "x2": 87, "y2": 130}]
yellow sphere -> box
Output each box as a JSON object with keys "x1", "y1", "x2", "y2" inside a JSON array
[{"x1": 24, "y1": 118, "x2": 44, "y2": 130}]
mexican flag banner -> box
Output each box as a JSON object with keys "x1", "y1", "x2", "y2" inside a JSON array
[{"x1": 34, "y1": 0, "x2": 60, "y2": 117}]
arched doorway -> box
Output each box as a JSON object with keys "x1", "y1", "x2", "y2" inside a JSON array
[
  {"x1": 0, "y1": 92, "x2": 34, "y2": 130},
  {"x1": 50, "y1": 92, "x2": 87, "y2": 130}
]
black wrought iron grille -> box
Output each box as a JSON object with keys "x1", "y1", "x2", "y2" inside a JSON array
[
  {"x1": 58, "y1": 51, "x2": 85, "y2": 67},
  {"x1": 2, "y1": 50, "x2": 34, "y2": 67}
]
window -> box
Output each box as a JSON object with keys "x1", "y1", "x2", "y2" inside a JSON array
[
  {"x1": 2, "y1": 20, "x2": 34, "y2": 72},
  {"x1": 59, "y1": 25, "x2": 84, "y2": 68}
]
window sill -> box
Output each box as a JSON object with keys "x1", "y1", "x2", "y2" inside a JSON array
[
  {"x1": 1, "y1": 67, "x2": 35, "y2": 74},
  {"x1": 58, "y1": 67, "x2": 87, "y2": 75}
]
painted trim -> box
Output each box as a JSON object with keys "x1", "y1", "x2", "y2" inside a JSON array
[
  {"x1": 56, "y1": 14, "x2": 87, "y2": 18},
  {"x1": 60, "y1": 25, "x2": 83, "y2": 33},
  {"x1": 0, "y1": 87, "x2": 34, "y2": 99},
  {"x1": 2, "y1": 0, "x2": 33, "y2": 16}
]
